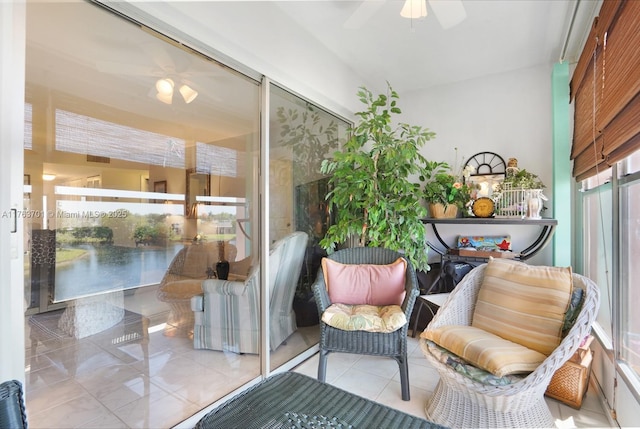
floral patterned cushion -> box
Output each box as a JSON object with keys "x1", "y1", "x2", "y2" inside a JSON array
[
  {"x1": 321, "y1": 303, "x2": 407, "y2": 333},
  {"x1": 424, "y1": 340, "x2": 524, "y2": 386}
]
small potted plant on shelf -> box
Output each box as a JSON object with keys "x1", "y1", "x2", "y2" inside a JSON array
[
  {"x1": 494, "y1": 166, "x2": 547, "y2": 218},
  {"x1": 320, "y1": 83, "x2": 435, "y2": 272},
  {"x1": 498, "y1": 168, "x2": 545, "y2": 190},
  {"x1": 423, "y1": 161, "x2": 475, "y2": 218}
]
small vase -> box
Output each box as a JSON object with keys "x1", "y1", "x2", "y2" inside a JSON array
[
  {"x1": 216, "y1": 241, "x2": 229, "y2": 280},
  {"x1": 429, "y1": 203, "x2": 458, "y2": 219},
  {"x1": 216, "y1": 260, "x2": 229, "y2": 280},
  {"x1": 525, "y1": 190, "x2": 543, "y2": 219}
]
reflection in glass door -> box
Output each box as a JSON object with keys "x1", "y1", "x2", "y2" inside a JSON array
[
  {"x1": 24, "y1": 2, "x2": 261, "y2": 427},
  {"x1": 268, "y1": 84, "x2": 349, "y2": 370}
]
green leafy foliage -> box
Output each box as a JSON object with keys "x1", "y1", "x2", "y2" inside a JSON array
[
  {"x1": 498, "y1": 168, "x2": 545, "y2": 190},
  {"x1": 277, "y1": 104, "x2": 340, "y2": 185},
  {"x1": 319, "y1": 84, "x2": 435, "y2": 272},
  {"x1": 423, "y1": 161, "x2": 473, "y2": 209}
]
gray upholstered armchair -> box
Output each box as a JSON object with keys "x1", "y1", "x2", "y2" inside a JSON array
[
  {"x1": 191, "y1": 232, "x2": 308, "y2": 354},
  {"x1": 312, "y1": 247, "x2": 419, "y2": 401}
]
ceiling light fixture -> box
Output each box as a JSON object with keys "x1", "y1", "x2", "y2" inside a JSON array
[
  {"x1": 155, "y1": 78, "x2": 174, "y2": 95},
  {"x1": 179, "y1": 84, "x2": 198, "y2": 104},
  {"x1": 154, "y1": 78, "x2": 198, "y2": 105},
  {"x1": 42, "y1": 174, "x2": 56, "y2": 181},
  {"x1": 400, "y1": 0, "x2": 427, "y2": 19}
]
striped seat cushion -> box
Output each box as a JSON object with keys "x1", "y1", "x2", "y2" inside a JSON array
[
  {"x1": 422, "y1": 326, "x2": 547, "y2": 377},
  {"x1": 472, "y1": 258, "x2": 573, "y2": 355}
]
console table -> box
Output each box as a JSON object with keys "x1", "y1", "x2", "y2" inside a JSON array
[{"x1": 422, "y1": 217, "x2": 558, "y2": 261}]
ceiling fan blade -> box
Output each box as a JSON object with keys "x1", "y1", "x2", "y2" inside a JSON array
[
  {"x1": 428, "y1": 0, "x2": 466, "y2": 29},
  {"x1": 95, "y1": 61, "x2": 160, "y2": 77},
  {"x1": 344, "y1": 0, "x2": 386, "y2": 30},
  {"x1": 139, "y1": 40, "x2": 178, "y2": 73}
]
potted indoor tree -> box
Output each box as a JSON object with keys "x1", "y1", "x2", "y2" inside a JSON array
[{"x1": 319, "y1": 84, "x2": 435, "y2": 272}]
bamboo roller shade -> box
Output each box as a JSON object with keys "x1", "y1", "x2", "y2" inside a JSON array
[{"x1": 570, "y1": 0, "x2": 640, "y2": 181}]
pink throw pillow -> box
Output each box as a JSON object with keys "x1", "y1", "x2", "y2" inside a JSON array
[{"x1": 321, "y1": 257, "x2": 407, "y2": 306}]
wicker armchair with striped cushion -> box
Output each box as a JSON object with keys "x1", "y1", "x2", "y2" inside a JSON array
[
  {"x1": 312, "y1": 247, "x2": 419, "y2": 401},
  {"x1": 419, "y1": 262, "x2": 600, "y2": 428}
]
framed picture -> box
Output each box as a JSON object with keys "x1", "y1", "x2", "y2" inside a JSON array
[{"x1": 153, "y1": 180, "x2": 167, "y2": 203}]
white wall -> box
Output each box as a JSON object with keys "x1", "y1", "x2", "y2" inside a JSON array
[
  {"x1": 400, "y1": 64, "x2": 555, "y2": 266},
  {"x1": 0, "y1": 0, "x2": 26, "y2": 383}
]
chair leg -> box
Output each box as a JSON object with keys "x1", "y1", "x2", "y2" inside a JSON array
[
  {"x1": 397, "y1": 355, "x2": 410, "y2": 401},
  {"x1": 411, "y1": 298, "x2": 425, "y2": 338},
  {"x1": 318, "y1": 349, "x2": 329, "y2": 382}
]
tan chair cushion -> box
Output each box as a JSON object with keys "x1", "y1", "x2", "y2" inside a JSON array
[
  {"x1": 322, "y1": 303, "x2": 407, "y2": 333},
  {"x1": 160, "y1": 279, "x2": 203, "y2": 300},
  {"x1": 472, "y1": 258, "x2": 573, "y2": 355},
  {"x1": 321, "y1": 257, "x2": 407, "y2": 305},
  {"x1": 181, "y1": 245, "x2": 211, "y2": 279},
  {"x1": 422, "y1": 325, "x2": 547, "y2": 377}
]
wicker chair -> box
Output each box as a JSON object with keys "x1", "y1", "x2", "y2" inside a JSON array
[
  {"x1": 419, "y1": 264, "x2": 600, "y2": 428},
  {"x1": 312, "y1": 247, "x2": 419, "y2": 401},
  {"x1": 0, "y1": 380, "x2": 28, "y2": 429}
]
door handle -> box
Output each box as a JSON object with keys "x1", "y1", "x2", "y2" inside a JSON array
[{"x1": 10, "y1": 208, "x2": 17, "y2": 233}]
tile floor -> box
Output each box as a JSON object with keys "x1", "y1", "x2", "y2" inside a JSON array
[
  {"x1": 292, "y1": 337, "x2": 615, "y2": 429},
  {"x1": 24, "y1": 285, "x2": 319, "y2": 429},
  {"x1": 23, "y1": 283, "x2": 615, "y2": 429}
]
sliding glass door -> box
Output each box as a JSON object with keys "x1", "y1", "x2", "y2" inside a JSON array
[
  {"x1": 268, "y1": 85, "x2": 349, "y2": 370},
  {"x1": 24, "y1": 2, "x2": 260, "y2": 427}
]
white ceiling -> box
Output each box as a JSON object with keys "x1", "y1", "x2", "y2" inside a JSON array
[
  {"x1": 25, "y1": 0, "x2": 602, "y2": 183},
  {"x1": 270, "y1": 0, "x2": 585, "y2": 93}
]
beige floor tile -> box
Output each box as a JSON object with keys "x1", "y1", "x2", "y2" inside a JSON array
[
  {"x1": 91, "y1": 376, "x2": 170, "y2": 412},
  {"x1": 355, "y1": 354, "x2": 402, "y2": 379},
  {"x1": 331, "y1": 367, "x2": 392, "y2": 400},
  {"x1": 25, "y1": 378, "x2": 86, "y2": 413},
  {"x1": 293, "y1": 353, "x2": 320, "y2": 378},
  {"x1": 81, "y1": 412, "x2": 130, "y2": 429},
  {"x1": 113, "y1": 390, "x2": 200, "y2": 429},
  {"x1": 375, "y1": 380, "x2": 431, "y2": 418},
  {"x1": 28, "y1": 391, "x2": 114, "y2": 429},
  {"x1": 400, "y1": 363, "x2": 439, "y2": 392}
]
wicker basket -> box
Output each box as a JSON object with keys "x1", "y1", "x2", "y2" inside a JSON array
[{"x1": 545, "y1": 348, "x2": 593, "y2": 409}]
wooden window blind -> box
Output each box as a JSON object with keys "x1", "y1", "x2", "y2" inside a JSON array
[{"x1": 570, "y1": 0, "x2": 640, "y2": 181}]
